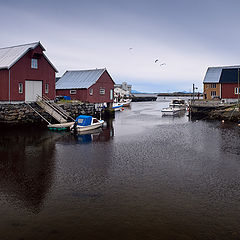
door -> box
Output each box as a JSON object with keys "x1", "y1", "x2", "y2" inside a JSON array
[{"x1": 25, "y1": 80, "x2": 42, "y2": 102}]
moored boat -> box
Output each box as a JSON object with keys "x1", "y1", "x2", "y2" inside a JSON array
[
  {"x1": 120, "y1": 99, "x2": 132, "y2": 107},
  {"x1": 161, "y1": 99, "x2": 187, "y2": 116},
  {"x1": 70, "y1": 115, "x2": 104, "y2": 132},
  {"x1": 112, "y1": 103, "x2": 123, "y2": 111}
]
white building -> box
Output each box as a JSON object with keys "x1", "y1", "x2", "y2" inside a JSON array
[{"x1": 114, "y1": 82, "x2": 132, "y2": 100}]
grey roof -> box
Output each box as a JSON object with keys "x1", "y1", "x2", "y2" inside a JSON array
[
  {"x1": 56, "y1": 69, "x2": 106, "y2": 89},
  {"x1": 203, "y1": 65, "x2": 240, "y2": 83},
  {"x1": 0, "y1": 42, "x2": 57, "y2": 72}
]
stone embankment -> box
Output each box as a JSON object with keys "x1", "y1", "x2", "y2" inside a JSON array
[
  {"x1": 0, "y1": 102, "x2": 97, "y2": 125},
  {"x1": 190, "y1": 101, "x2": 240, "y2": 122}
]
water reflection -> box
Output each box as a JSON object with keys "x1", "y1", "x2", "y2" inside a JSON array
[{"x1": 0, "y1": 127, "x2": 57, "y2": 213}]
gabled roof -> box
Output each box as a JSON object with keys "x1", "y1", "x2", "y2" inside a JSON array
[
  {"x1": 0, "y1": 42, "x2": 57, "y2": 71},
  {"x1": 220, "y1": 68, "x2": 239, "y2": 83},
  {"x1": 203, "y1": 65, "x2": 240, "y2": 83},
  {"x1": 56, "y1": 68, "x2": 108, "y2": 89}
]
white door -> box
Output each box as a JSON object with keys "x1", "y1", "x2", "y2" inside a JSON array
[{"x1": 25, "y1": 80, "x2": 42, "y2": 102}]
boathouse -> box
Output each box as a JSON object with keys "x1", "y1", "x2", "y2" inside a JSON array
[
  {"x1": 0, "y1": 42, "x2": 57, "y2": 103},
  {"x1": 203, "y1": 65, "x2": 240, "y2": 102},
  {"x1": 56, "y1": 69, "x2": 115, "y2": 104}
]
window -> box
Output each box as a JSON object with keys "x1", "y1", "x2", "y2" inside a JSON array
[
  {"x1": 100, "y1": 88, "x2": 105, "y2": 95},
  {"x1": 31, "y1": 59, "x2": 38, "y2": 69},
  {"x1": 70, "y1": 90, "x2": 76, "y2": 94},
  {"x1": 45, "y1": 84, "x2": 49, "y2": 94},
  {"x1": 235, "y1": 87, "x2": 240, "y2": 94},
  {"x1": 110, "y1": 89, "x2": 113, "y2": 100},
  {"x1": 211, "y1": 91, "x2": 216, "y2": 97},
  {"x1": 19, "y1": 83, "x2": 23, "y2": 93},
  {"x1": 89, "y1": 88, "x2": 93, "y2": 95},
  {"x1": 210, "y1": 83, "x2": 216, "y2": 88}
]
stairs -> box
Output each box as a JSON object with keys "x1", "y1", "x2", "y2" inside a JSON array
[{"x1": 36, "y1": 95, "x2": 73, "y2": 123}]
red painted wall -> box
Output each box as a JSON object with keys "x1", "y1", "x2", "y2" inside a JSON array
[
  {"x1": 56, "y1": 89, "x2": 87, "y2": 101},
  {"x1": 56, "y1": 70, "x2": 114, "y2": 103},
  {"x1": 221, "y1": 83, "x2": 239, "y2": 99},
  {"x1": 0, "y1": 45, "x2": 56, "y2": 102},
  {"x1": 0, "y1": 69, "x2": 9, "y2": 101},
  {"x1": 87, "y1": 71, "x2": 114, "y2": 103}
]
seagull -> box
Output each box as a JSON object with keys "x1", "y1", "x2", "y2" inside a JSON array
[
  {"x1": 129, "y1": 47, "x2": 133, "y2": 50},
  {"x1": 154, "y1": 59, "x2": 159, "y2": 63},
  {"x1": 160, "y1": 63, "x2": 166, "y2": 66}
]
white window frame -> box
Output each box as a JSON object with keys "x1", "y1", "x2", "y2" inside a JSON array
[
  {"x1": 45, "y1": 83, "x2": 49, "y2": 94},
  {"x1": 100, "y1": 88, "x2": 105, "y2": 95},
  {"x1": 89, "y1": 88, "x2": 93, "y2": 95},
  {"x1": 31, "y1": 59, "x2": 38, "y2": 69},
  {"x1": 70, "y1": 90, "x2": 76, "y2": 94},
  {"x1": 19, "y1": 83, "x2": 23, "y2": 93},
  {"x1": 211, "y1": 91, "x2": 216, "y2": 97},
  {"x1": 234, "y1": 87, "x2": 240, "y2": 94},
  {"x1": 110, "y1": 89, "x2": 113, "y2": 100},
  {"x1": 210, "y1": 83, "x2": 216, "y2": 88}
]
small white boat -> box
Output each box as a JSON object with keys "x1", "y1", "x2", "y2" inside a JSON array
[
  {"x1": 120, "y1": 99, "x2": 132, "y2": 107},
  {"x1": 112, "y1": 103, "x2": 123, "y2": 111},
  {"x1": 70, "y1": 115, "x2": 104, "y2": 132},
  {"x1": 161, "y1": 106, "x2": 182, "y2": 116},
  {"x1": 161, "y1": 99, "x2": 187, "y2": 116},
  {"x1": 169, "y1": 99, "x2": 187, "y2": 110}
]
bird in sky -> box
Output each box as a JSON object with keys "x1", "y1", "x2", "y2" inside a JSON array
[
  {"x1": 160, "y1": 63, "x2": 166, "y2": 66},
  {"x1": 129, "y1": 47, "x2": 133, "y2": 50},
  {"x1": 154, "y1": 59, "x2": 159, "y2": 63}
]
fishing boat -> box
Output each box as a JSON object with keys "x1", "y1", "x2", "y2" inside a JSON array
[
  {"x1": 70, "y1": 115, "x2": 104, "y2": 132},
  {"x1": 120, "y1": 99, "x2": 132, "y2": 107},
  {"x1": 161, "y1": 99, "x2": 187, "y2": 116},
  {"x1": 112, "y1": 102, "x2": 123, "y2": 111},
  {"x1": 169, "y1": 99, "x2": 187, "y2": 110}
]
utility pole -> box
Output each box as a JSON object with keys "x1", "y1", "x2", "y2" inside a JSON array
[
  {"x1": 238, "y1": 68, "x2": 240, "y2": 111},
  {"x1": 193, "y1": 83, "x2": 195, "y2": 103}
]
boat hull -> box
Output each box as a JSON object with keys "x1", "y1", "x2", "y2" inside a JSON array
[{"x1": 70, "y1": 121, "x2": 104, "y2": 132}]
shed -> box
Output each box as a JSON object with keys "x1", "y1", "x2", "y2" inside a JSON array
[
  {"x1": 203, "y1": 65, "x2": 240, "y2": 100},
  {"x1": 0, "y1": 42, "x2": 57, "y2": 103},
  {"x1": 56, "y1": 68, "x2": 115, "y2": 104}
]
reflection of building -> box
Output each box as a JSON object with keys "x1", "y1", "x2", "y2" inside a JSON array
[
  {"x1": 0, "y1": 128, "x2": 56, "y2": 213},
  {"x1": 203, "y1": 65, "x2": 240, "y2": 102},
  {"x1": 114, "y1": 82, "x2": 132, "y2": 100}
]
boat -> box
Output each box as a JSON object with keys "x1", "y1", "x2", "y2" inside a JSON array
[
  {"x1": 70, "y1": 115, "x2": 104, "y2": 132},
  {"x1": 47, "y1": 122, "x2": 75, "y2": 131},
  {"x1": 120, "y1": 99, "x2": 132, "y2": 107},
  {"x1": 161, "y1": 106, "x2": 182, "y2": 116},
  {"x1": 161, "y1": 99, "x2": 187, "y2": 116},
  {"x1": 169, "y1": 99, "x2": 187, "y2": 110},
  {"x1": 112, "y1": 102, "x2": 123, "y2": 111}
]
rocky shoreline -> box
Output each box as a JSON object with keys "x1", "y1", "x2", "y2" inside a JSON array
[
  {"x1": 0, "y1": 102, "x2": 98, "y2": 126},
  {"x1": 190, "y1": 106, "x2": 240, "y2": 123}
]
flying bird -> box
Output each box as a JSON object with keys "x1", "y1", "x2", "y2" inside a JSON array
[
  {"x1": 160, "y1": 63, "x2": 166, "y2": 66},
  {"x1": 154, "y1": 59, "x2": 159, "y2": 63},
  {"x1": 129, "y1": 47, "x2": 133, "y2": 50}
]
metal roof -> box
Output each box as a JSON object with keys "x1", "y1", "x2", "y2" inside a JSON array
[
  {"x1": 56, "y1": 69, "x2": 106, "y2": 89},
  {"x1": 0, "y1": 42, "x2": 57, "y2": 72},
  {"x1": 203, "y1": 65, "x2": 240, "y2": 83}
]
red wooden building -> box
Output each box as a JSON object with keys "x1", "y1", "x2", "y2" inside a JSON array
[
  {"x1": 56, "y1": 69, "x2": 115, "y2": 104},
  {"x1": 0, "y1": 42, "x2": 57, "y2": 103},
  {"x1": 203, "y1": 66, "x2": 240, "y2": 101}
]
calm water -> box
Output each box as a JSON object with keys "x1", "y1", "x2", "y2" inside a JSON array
[{"x1": 0, "y1": 99, "x2": 240, "y2": 240}]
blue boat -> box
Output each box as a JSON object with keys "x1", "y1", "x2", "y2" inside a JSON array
[{"x1": 70, "y1": 115, "x2": 104, "y2": 132}]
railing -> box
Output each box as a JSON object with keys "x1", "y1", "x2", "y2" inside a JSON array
[{"x1": 36, "y1": 95, "x2": 69, "y2": 123}]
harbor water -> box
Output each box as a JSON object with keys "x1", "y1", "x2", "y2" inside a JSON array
[{"x1": 0, "y1": 99, "x2": 240, "y2": 240}]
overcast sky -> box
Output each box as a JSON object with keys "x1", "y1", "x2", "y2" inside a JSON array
[{"x1": 1, "y1": 0, "x2": 240, "y2": 92}]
